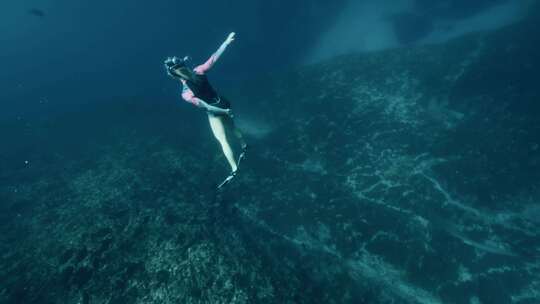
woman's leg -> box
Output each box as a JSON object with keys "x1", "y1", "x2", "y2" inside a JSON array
[
  {"x1": 208, "y1": 113, "x2": 238, "y2": 172},
  {"x1": 224, "y1": 116, "x2": 247, "y2": 149}
]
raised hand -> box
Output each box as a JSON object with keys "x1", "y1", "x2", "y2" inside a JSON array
[{"x1": 226, "y1": 32, "x2": 235, "y2": 44}]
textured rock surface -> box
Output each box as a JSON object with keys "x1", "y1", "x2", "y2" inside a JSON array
[
  {"x1": 233, "y1": 19, "x2": 540, "y2": 302},
  {"x1": 1, "y1": 10, "x2": 540, "y2": 304}
]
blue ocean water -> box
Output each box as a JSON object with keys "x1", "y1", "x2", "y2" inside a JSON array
[{"x1": 1, "y1": 1, "x2": 539, "y2": 303}]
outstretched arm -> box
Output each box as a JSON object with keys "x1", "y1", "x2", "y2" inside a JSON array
[
  {"x1": 181, "y1": 83, "x2": 231, "y2": 115},
  {"x1": 194, "y1": 32, "x2": 235, "y2": 74},
  {"x1": 181, "y1": 84, "x2": 202, "y2": 107}
]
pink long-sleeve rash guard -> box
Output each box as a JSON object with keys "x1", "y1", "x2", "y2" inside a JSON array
[
  {"x1": 180, "y1": 41, "x2": 228, "y2": 106},
  {"x1": 180, "y1": 83, "x2": 200, "y2": 106}
]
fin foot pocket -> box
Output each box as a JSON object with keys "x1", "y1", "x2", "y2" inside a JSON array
[
  {"x1": 217, "y1": 171, "x2": 237, "y2": 189},
  {"x1": 237, "y1": 144, "x2": 247, "y2": 167}
]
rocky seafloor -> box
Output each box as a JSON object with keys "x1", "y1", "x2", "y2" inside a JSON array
[{"x1": 1, "y1": 9, "x2": 540, "y2": 304}]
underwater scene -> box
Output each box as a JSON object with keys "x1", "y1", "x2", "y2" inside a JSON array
[{"x1": 1, "y1": 1, "x2": 539, "y2": 303}]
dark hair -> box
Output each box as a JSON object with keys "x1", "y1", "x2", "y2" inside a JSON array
[{"x1": 176, "y1": 66, "x2": 202, "y2": 85}]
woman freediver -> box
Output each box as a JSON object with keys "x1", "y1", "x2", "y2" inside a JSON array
[{"x1": 164, "y1": 32, "x2": 247, "y2": 188}]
